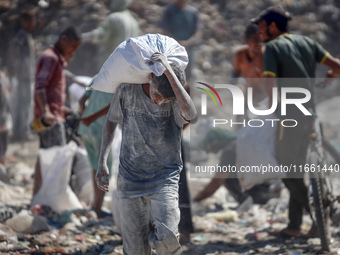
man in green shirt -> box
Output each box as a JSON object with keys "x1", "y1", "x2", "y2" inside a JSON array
[{"x1": 252, "y1": 5, "x2": 340, "y2": 238}]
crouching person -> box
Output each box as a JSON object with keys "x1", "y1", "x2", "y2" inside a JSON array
[{"x1": 96, "y1": 52, "x2": 197, "y2": 254}]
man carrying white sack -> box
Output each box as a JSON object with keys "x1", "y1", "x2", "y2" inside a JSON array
[{"x1": 95, "y1": 47, "x2": 197, "y2": 254}]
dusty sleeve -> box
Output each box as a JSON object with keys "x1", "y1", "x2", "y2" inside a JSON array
[{"x1": 107, "y1": 85, "x2": 124, "y2": 124}]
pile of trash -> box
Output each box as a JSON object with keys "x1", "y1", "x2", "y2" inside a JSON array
[
  {"x1": 1, "y1": 140, "x2": 340, "y2": 254},
  {"x1": 0, "y1": 138, "x2": 122, "y2": 254},
  {"x1": 0, "y1": 205, "x2": 121, "y2": 254}
]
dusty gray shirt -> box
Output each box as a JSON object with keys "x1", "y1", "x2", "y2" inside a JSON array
[{"x1": 108, "y1": 84, "x2": 188, "y2": 198}]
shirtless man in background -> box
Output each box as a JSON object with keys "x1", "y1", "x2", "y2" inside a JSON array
[{"x1": 232, "y1": 23, "x2": 265, "y2": 105}]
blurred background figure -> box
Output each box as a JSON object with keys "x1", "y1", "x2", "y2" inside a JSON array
[
  {"x1": 231, "y1": 23, "x2": 265, "y2": 106},
  {"x1": 32, "y1": 26, "x2": 81, "y2": 197},
  {"x1": 8, "y1": 10, "x2": 36, "y2": 142},
  {"x1": 0, "y1": 58, "x2": 11, "y2": 165},
  {"x1": 160, "y1": 0, "x2": 202, "y2": 85},
  {"x1": 82, "y1": 0, "x2": 140, "y2": 71},
  {"x1": 253, "y1": 5, "x2": 340, "y2": 238},
  {"x1": 193, "y1": 128, "x2": 281, "y2": 207},
  {"x1": 78, "y1": 87, "x2": 113, "y2": 218}
]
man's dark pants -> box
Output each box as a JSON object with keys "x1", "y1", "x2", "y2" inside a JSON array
[{"x1": 277, "y1": 117, "x2": 312, "y2": 230}]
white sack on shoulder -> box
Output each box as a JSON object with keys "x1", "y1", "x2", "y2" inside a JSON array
[{"x1": 89, "y1": 34, "x2": 188, "y2": 93}]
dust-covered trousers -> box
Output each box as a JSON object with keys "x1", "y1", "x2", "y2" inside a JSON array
[{"x1": 117, "y1": 190, "x2": 181, "y2": 255}]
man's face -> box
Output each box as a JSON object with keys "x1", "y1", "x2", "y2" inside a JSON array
[
  {"x1": 175, "y1": 0, "x2": 186, "y2": 9},
  {"x1": 61, "y1": 37, "x2": 81, "y2": 62},
  {"x1": 245, "y1": 33, "x2": 262, "y2": 54},
  {"x1": 103, "y1": 0, "x2": 111, "y2": 8},
  {"x1": 23, "y1": 18, "x2": 36, "y2": 32},
  {"x1": 258, "y1": 20, "x2": 272, "y2": 42},
  {"x1": 149, "y1": 85, "x2": 174, "y2": 105}
]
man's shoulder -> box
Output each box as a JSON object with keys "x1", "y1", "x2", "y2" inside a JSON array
[
  {"x1": 39, "y1": 47, "x2": 58, "y2": 62},
  {"x1": 163, "y1": 4, "x2": 175, "y2": 14},
  {"x1": 118, "y1": 83, "x2": 140, "y2": 89},
  {"x1": 184, "y1": 4, "x2": 198, "y2": 13},
  {"x1": 165, "y1": 4, "x2": 198, "y2": 14},
  {"x1": 292, "y1": 34, "x2": 315, "y2": 45},
  {"x1": 108, "y1": 9, "x2": 135, "y2": 20},
  {"x1": 273, "y1": 33, "x2": 308, "y2": 44},
  {"x1": 116, "y1": 83, "x2": 142, "y2": 95},
  {"x1": 234, "y1": 45, "x2": 249, "y2": 57},
  {"x1": 265, "y1": 37, "x2": 283, "y2": 51},
  {"x1": 269, "y1": 34, "x2": 316, "y2": 51},
  {"x1": 267, "y1": 36, "x2": 281, "y2": 46},
  {"x1": 10, "y1": 29, "x2": 27, "y2": 45},
  {"x1": 41, "y1": 47, "x2": 57, "y2": 57}
]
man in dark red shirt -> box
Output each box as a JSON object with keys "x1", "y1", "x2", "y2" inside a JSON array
[{"x1": 33, "y1": 26, "x2": 81, "y2": 195}]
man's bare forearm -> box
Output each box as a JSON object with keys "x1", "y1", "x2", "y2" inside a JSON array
[
  {"x1": 79, "y1": 104, "x2": 110, "y2": 126},
  {"x1": 184, "y1": 29, "x2": 202, "y2": 48},
  {"x1": 98, "y1": 119, "x2": 117, "y2": 167},
  {"x1": 324, "y1": 55, "x2": 340, "y2": 78}
]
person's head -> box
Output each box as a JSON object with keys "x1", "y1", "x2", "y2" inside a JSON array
[
  {"x1": 148, "y1": 63, "x2": 186, "y2": 105},
  {"x1": 55, "y1": 26, "x2": 81, "y2": 62},
  {"x1": 20, "y1": 11, "x2": 36, "y2": 32},
  {"x1": 175, "y1": 0, "x2": 187, "y2": 9},
  {"x1": 251, "y1": 5, "x2": 291, "y2": 42},
  {"x1": 104, "y1": 0, "x2": 132, "y2": 12},
  {"x1": 244, "y1": 23, "x2": 262, "y2": 55}
]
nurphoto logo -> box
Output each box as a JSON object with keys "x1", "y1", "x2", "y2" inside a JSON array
[{"x1": 197, "y1": 82, "x2": 312, "y2": 117}]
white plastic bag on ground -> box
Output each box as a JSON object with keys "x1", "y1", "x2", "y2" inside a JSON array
[
  {"x1": 89, "y1": 34, "x2": 188, "y2": 93},
  {"x1": 5, "y1": 210, "x2": 49, "y2": 234},
  {"x1": 31, "y1": 141, "x2": 83, "y2": 213},
  {"x1": 70, "y1": 147, "x2": 93, "y2": 205},
  {"x1": 236, "y1": 114, "x2": 286, "y2": 191}
]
